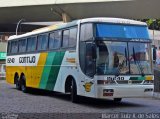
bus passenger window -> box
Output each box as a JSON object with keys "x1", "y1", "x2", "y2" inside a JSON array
[
  {"x1": 69, "y1": 27, "x2": 77, "y2": 47},
  {"x1": 37, "y1": 34, "x2": 48, "y2": 50},
  {"x1": 27, "y1": 37, "x2": 37, "y2": 52},
  {"x1": 80, "y1": 24, "x2": 93, "y2": 41},
  {"x1": 18, "y1": 39, "x2": 26, "y2": 53},
  {"x1": 62, "y1": 30, "x2": 69, "y2": 48},
  {"x1": 11, "y1": 41, "x2": 18, "y2": 53},
  {"x1": 53, "y1": 31, "x2": 61, "y2": 49},
  {"x1": 7, "y1": 41, "x2": 11, "y2": 54},
  {"x1": 49, "y1": 33, "x2": 54, "y2": 49}
]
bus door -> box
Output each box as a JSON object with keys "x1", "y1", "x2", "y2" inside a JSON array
[{"x1": 79, "y1": 41, "x2": 96, "y2": 96}]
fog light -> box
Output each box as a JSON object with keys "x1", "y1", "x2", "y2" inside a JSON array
[
  {"x1": 103, "y1": 89, "x2": 114, "y2": 96},
  {"x1": 144, "y1": 88, "x2": 153, "y2": 92}
]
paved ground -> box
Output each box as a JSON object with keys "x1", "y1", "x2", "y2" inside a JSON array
[{"x1": 0, "y1": 80, "x2": 160, "y2": 119}]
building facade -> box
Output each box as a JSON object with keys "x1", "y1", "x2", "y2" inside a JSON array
[
  {"x1": 0, "y1": 23, "x2": 51, "y2": 78},
  {"x1": 0, "y1": 34, "x2": 8, "y2": 78}
]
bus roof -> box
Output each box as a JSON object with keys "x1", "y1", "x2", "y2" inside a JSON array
[{"x1": 8, "y1": 17, "x2": 147, "y2": 41}]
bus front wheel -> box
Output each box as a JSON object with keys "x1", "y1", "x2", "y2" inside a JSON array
[
  {"x1": 15, "y1": 75, "x2": 21, "y2": 90},
  {"x1": 71, "y1": 79, "x2": 79, "y2": 103}
]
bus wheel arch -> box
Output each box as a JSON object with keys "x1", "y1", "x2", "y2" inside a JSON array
[
  {"x1": 65, "y1": 75, "x2": 79, "y2": 103},
  {"x1": 65, "y1": 75, "x2": 74, "y2": 93}
]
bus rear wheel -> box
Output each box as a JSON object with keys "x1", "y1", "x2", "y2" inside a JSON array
[
  {"x1": 15, "y1": 80, "x2": 21, "y2": 90},
  {"x1": 21, "y1": 75, "x2": 27, "y2": 93},
  {"x1": 71, "y1": 79, "x2": 79, "y2": 103}
]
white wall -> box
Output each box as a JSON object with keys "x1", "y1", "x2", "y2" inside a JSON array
[
  {"x1": 0, "y1": 43, "x2": 7, "y2": 52},
  {"x1": 149, "y1": 30, "x2": 160, "y2": 41},
  {"x1": 0, "y1": 0, "x2": 132, "y2": 7}
]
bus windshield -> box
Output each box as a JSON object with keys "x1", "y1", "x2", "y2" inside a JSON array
[
  {"x1": 96, "y1": 41, "x2": 152, "y2": 75},
  {"x1": 95, "y1": 23, "x2": 152, "y2": 75}
]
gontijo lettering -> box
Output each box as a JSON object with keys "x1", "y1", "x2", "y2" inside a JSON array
[{"x1": 19, "y1": 56, "x2": 36, "y2": 63}]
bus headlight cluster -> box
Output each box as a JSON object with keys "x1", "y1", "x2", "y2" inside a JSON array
[{"x1": 103, "y1": 89, "x2": 114, "y2": 96}]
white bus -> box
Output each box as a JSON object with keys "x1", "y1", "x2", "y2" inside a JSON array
[{"x1": 6, "y1": 18, "x2": 154, "y2": 102}]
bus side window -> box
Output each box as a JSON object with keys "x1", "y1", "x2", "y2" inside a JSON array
[
  {"x1": 49, "y1": 32, "x2": 54, "y2": 49},
  {"x1": 53, "y1": 31, "x2": 61, "y2": 49},
  {"x1": 37, "y1": 34, "x2": 48, "y2": 51},
  {"x1": 18, "y1": 39, "x2": 26, "y2": 53},
  {"x1": 69, "y1": 27, "x2": 77, "y2": 47},
  {"x1": 27, "y1": 37, "x2": 37, "y2": 52},
  {"x1": 11, "y1": 40, "x2": 18, "y2": 54},
  {"x1": 62, "y1": 30, "x2": 69, "y2": 48},
  {"x1": 7, "y1": 41, "x2": 12, "y2": 54},
  {"x1": 80, "y1": 23, "x2": 93, "y2": 41}
]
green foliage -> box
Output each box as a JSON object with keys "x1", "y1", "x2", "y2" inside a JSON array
[
  {"x1": 158, "y1": 20, "x2": 160, "y2": 25},
  {"x1": 143, "y1": 19, "x2": 160, "y2": 30},
  {"x1": 146, "y1": 19, "x2": 154, "y2": 26}
]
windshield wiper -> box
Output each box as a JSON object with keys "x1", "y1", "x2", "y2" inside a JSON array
[
  {"x1": 137, "y1": 60, "x2": 145, "y2": 76},
  {"x1": 133, "y1": 47, "x2": 145, "y2": 76},
  {"x1": 125, "y1": 48, "x2": 128, "y2": 66}
]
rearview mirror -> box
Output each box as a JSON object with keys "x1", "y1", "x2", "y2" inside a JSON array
[{"x1": 92, "y1": 43, "x2": 97, "y2": 60}]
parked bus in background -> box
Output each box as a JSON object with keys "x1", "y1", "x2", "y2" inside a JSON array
[{"x1": 6, "y1": 18, "x2": 154, "y2": 103}]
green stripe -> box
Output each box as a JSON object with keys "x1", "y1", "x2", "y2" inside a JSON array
[
  {"x1": 45, "y1": 52, "x2": 65, "y2": 90},
  {"x1": 130, "y1": 76, "x2": 145, "y2": 80},
  {"x1": 39, "y1": 52, "x2": 56, "y2": 89}
]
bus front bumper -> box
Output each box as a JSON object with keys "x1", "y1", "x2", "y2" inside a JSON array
[{"x1": 96, "y1": 85, "x2": 154, "y2": 99}]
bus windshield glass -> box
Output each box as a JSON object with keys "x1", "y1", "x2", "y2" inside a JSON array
[{"x1": 95, "y1": 23, "x2": 152, "y2": 75}]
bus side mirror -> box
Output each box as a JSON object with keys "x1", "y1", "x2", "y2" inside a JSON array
[{"x1": 92, "y1": 44, "x2": 97, "y2": 60}]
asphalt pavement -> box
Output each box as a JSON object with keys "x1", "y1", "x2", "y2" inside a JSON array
[{"x1": 0, "y1": 80, "x2": 159, "y2": 119}]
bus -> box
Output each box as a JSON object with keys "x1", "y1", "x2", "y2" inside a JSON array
[{"x1": 6, "y1": 18, "x2": 154, "y2": 103}]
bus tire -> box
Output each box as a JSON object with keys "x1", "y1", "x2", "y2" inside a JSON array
[
  {"x1": 114, "y1": 98, "x2": 122, "y2": 103},
  {"x1": 21, "y1": 75, "x2": 27, "y2": 93},
  {"x1": 15, "y1": 80, "x2": 21, "y2": 90},
  {"x1": 15, "y1": 75, "x2": 21, "y2": 90},
  {"x1": 71, "y1": 79, "x2": 79, "y2": 103}
]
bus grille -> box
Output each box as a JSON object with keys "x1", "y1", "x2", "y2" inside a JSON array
[{"x1": 116, "y1": 80, "x2": 143, "y2": 84}]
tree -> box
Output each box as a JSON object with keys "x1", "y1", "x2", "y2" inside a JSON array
[{"x1": 142, "y1": 19, "x2": 160, "y2": 30}]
